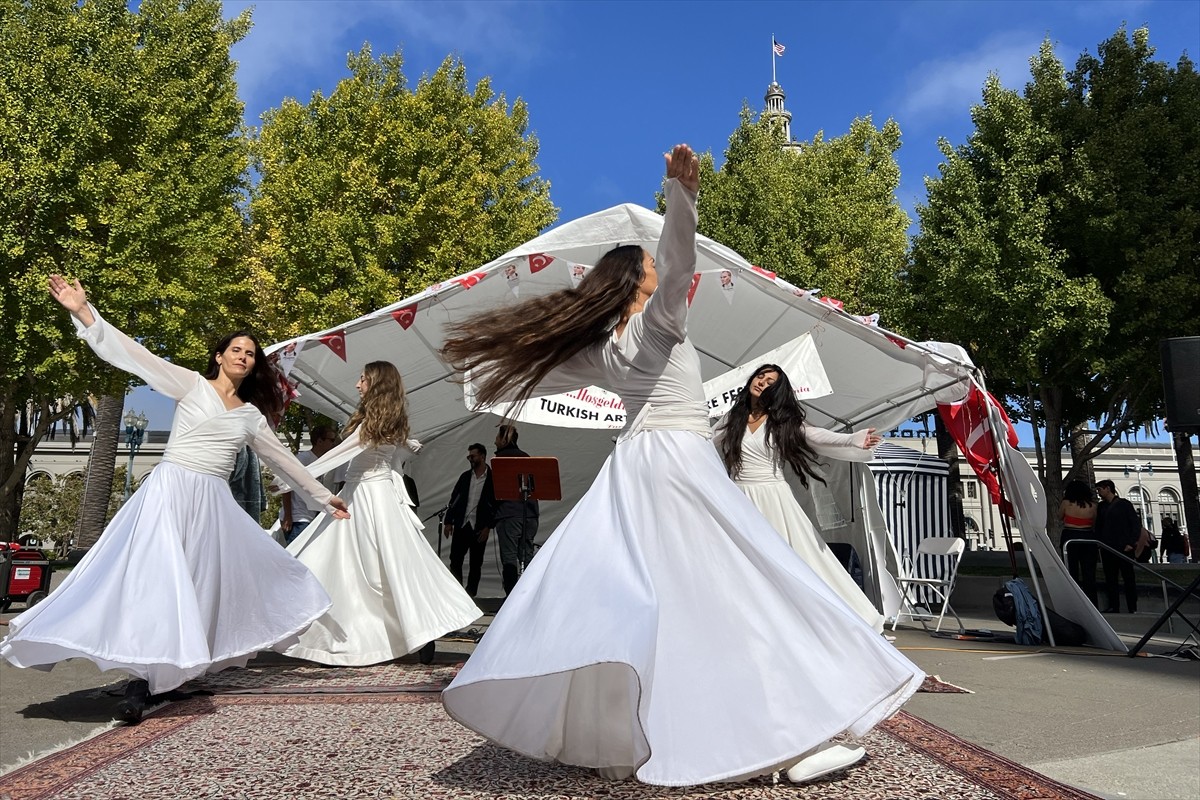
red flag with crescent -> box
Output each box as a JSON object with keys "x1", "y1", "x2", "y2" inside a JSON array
[
  {"x1": 750, "y1": 265, "x2": 777, "y2": 280},
  {"x1": 452, "y1": 271, "x2": 487, "y2": 290},
  {"x1": 937, "y1": 385, "x2": 1019, "y2": 510},
  {"x1": 391, "y1": 305, "x2": 417, "y2": 330},
  {"x1": 527, "y1": 253, "x2": 555, "y2": 273},
  {"x1": 319, "y1": 331, "x2": 347, "y2": 361}
]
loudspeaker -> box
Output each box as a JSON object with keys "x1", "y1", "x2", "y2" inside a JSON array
[{"x1": 1160, "y1": 337, "x2": 1200, "y2": 432}]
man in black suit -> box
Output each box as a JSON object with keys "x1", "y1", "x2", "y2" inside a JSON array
[
  {"x1": 1095, "y1": 480, "x2": 1140, "y2": 613},
  {"x1": 492, "y1": 424, "x2": 540, "y2": 595},
  {"x1": 444, "y1": 443, "x2": 494, "y2": 597}
]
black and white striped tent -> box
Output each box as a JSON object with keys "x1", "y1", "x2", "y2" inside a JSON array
[{"x1": 868, "y1": 443, "x2": 951, "y2": 600}]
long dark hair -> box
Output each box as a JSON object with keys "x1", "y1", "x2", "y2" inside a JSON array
[
  {"x1": 440, "y1": 245, "x2": 645, "y2": 410},
  {"x1": 717, "y1": 364, "x2": 824, "y2": 487},
  {"x1": 345, "y1": 361, "x2": 410, "y2": 447},
  {"x1": 1063, "y1": 479, "x2": 1094, "y2": 507},
  {"x1": 203, "y1": 330, "x2": 282, "y2": 420}
]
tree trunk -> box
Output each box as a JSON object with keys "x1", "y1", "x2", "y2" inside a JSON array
[
  {"x1": 1069, "y1": 423, "x2": 1096, "y2": 488},
  {"x1": 1040, "y1": 386, "x2": 1066, "y2": 550},
  {"x1": 1174, "y1": 431, "x2": 1200, "y2": 562},
  {"x1": 0, "y1": 389, "x2": 19, "y2": 541},
  {"x1": 74, "y1": 393, "x2": 123, "y2": 550}
]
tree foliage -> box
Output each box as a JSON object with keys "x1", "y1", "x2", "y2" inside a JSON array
[
  {"x1": 0, "y1": 0, "x2": 252, "y2": 537},
  {"x1": 690, "y1": 107, "x2": 911, "y2": 321},
  {"x1": 248, "y1": 46, "x2": 557, "y2": 341},
  {"x1": 908, "y1": 27, "x2": 1200, "y2": 537},
  {"x1": 19, "y1": 468, "x2": 128, "y2": 556}
]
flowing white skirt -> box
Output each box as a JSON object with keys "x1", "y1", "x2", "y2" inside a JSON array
[
  {"x1": 735, "y1": 479, "x2": 885, "y2": 632},
  {"x1": 443, "y1": 430, "x2": 924, "y2": 787},
  {"x1": 0, "y1": 462, "x2": 331, "y2": 694},
  {"x1": 284, "y1": 474, "x2": 482, "y2": 666}
]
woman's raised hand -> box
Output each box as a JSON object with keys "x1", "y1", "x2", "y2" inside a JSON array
[
  {"x1": 862, "y1": 428, "x2": 883, "y2": 449},
  {"x1": 48, "y1": 274, "x2": 96, "y2": 326},
  {"x1": 664, "y1": 143, "x2": 700, "y2": 194}
]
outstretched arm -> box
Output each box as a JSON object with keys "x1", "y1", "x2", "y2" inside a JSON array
[
  {"x1": 804, "y1": 424, "x2": 882, "y2": 463},
  {"x1": 48, "y1": 274, "x2": 199, "y2": 401},
  {"x1": 643, "y1": 144, "x2": 700, "y2": 343},
  {"x1": 252, "y1": 417, "x2": 349, "y2": 519}
]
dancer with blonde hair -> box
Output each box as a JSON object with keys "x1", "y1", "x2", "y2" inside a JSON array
[{"x1": 279, "y1": 361, "x2": 482, "y2": 666}]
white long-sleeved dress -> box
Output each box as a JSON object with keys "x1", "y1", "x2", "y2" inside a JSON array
[
  {"x1": 718, "y1": 421, "x2": 886, "y2": 631},
  {"x1": 442, "y1": 179, "x2": 924, "y2": 786},
  {"x1": 279, "y1": 432, "x2": 482, "y2": 665},
  {"x1": 0, "y1": 311, "x2": 334, "y2": 694}
]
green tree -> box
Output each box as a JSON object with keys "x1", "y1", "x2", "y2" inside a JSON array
[
  {"x1": 689, "y1": 107, "x2": 911, "y2": 320},
  {"x1": 0, "y1": 0, "x2": 252, "y2": 540},
  {"x1": 248, "y1": 46, "x2": 557, "y2": 341},
  {"x1": 909, "y1": 28, "x2": 1200, "y2": 544}
]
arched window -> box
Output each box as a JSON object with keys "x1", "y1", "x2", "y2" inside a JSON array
[
  {"x1": 1128, "y1": 486, "x2": 1152, "y2": 529},
  {"x1": 1157, "y1": 488, "x2": 1182, "y2": 527}
]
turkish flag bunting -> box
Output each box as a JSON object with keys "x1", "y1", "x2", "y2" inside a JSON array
[
  {"x1": 452, "y1": 271, "x2": 487, "y2": 289},
  {"x1": 750, "y1": 265, "x2": 777, "y2": 280},
  {"x1": 391, "y1": 305, "x2": 417, "y2": 330},
  {"x1": 527, "y1": 253, "x2": 555, "y2": 273},
  {"x1": 819, "y1": 296, "x2": 845, "y2": 311},
  {"x1": 319, "y1": 331, "x2": 347, "y2": 361},
  {"x1": 937, "y1": 385, "x2": 1019, "y2": 511},
  {"x1": 686, "y1": 274, "x2": 702, "y2": 306}
]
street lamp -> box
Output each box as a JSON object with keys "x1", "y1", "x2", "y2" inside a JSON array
[
  {"x1": 122, "y1": 410, "x2": 149, "y2": 500},
  {"x1": 1123, "y1": 460, "x2": 1153, "y2": 528}
]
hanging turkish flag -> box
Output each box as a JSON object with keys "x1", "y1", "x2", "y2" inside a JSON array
[
  {"x1": 319, "y1": 331, "x2": 347, "y2": 361},
  {"x1": 686, "y1": 273, "x2": 702, "y2": 306},
  {"x1": 452, "y1": 271, "x2": 488, "y2": 289},
  {"x1": 391, "y1": 305, "x2": 417, "y2": 330},
  {"x1": 750, "y1": 265, "x2": 777, "y2": 280},
  {"x1": 937, "y1": 385, "x2": 1019, "y2": 510},
  {"x1": 527, "y1": 253, "x2": 555, "y2": 273},
  {"x1": 819, "y1": 296, "x2": 845, "y2": 311}
]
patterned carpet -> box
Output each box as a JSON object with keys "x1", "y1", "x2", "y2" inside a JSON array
[{"x1": 0, "y1": 663, "x2": 1094, "y2": 800}]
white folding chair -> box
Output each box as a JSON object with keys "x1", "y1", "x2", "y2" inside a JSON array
[{"x1": 891, "y1": 537, "x2": 966, "y2": 634}]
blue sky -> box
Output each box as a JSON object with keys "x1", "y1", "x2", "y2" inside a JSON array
[{"x1": 128, "y1": 0, "x2": 1200, "y2": 435}]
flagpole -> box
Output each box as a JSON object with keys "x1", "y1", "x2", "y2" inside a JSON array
[{"x1": 771, "y1": 33, "x2": 776, "y2": 83}]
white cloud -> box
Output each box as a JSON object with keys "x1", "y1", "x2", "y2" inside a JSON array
[
  {"x1": 896, "y1": 32, "x2": 1054, "y2": 127},
  {"x1": 225, "y1": 1, "x2": 552, "y2": 122}
]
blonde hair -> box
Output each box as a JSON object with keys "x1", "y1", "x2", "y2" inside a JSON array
[{"x1": 344, "y1": 361, "x2": 410, "y2": 447}]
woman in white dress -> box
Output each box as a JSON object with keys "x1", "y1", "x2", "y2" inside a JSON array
[
  {"x1": 0, "y1": 275, "x2": 349, "y2": 722},
  {"x1": 279, "y1": 361, "x2": 482, "y2": 667},
  {"x1": 714, "y1": 364, "x2": 886, "y2": 632},
  {"x1": 438, "y1": 145, "x2": 924, "y2": 787}
]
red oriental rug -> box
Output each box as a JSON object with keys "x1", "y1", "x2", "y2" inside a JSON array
[{"x1": 0, "y1": 669, "x2": 1096, "y2": 800}]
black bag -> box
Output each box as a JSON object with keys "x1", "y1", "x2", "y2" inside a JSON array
[{"x1": 992, "y1": 585, "x2": 1016, "y2": 626}]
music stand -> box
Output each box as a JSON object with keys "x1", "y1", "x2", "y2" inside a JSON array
[
  {"x1": 491, "y1": 457, "x2": 560, "y2": 577},
  {"x1": 490, "y1": 457, "x2": 562, "y2": 502}
]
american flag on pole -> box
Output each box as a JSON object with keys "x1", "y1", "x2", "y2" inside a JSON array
[{"x1": 773, "y1": 39, "x2": 786, "y2": 56}]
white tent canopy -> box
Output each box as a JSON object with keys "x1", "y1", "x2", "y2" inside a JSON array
[{"x1": 266, "y1": 201, "x2": 1124, "y2": 651}]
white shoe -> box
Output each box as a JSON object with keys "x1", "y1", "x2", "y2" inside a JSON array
[{"x1": 785, "y1": 742, "x2": 866, "y2": 783}]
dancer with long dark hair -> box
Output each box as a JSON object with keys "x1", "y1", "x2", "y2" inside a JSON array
[
  {"x1": 439, "y1": 145, "x2": 923, "y2": 786},
  {"x1": 1, "y1": 276, "x2": 349, "y2": 722},
  {"x1": 279, "y1": 361, "x2": 482, "y2": 666},
  {"x1": 715, "y1": 364, "x2": 885, "y2": 630}
]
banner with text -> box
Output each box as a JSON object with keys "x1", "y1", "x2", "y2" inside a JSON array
[{"x1": 702, "y1": 333, "x2": 832, "y2": 418}]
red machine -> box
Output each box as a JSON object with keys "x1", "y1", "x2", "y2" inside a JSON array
[{"x1": 0, "y1": 543, "x2": 52, "y2": 612}]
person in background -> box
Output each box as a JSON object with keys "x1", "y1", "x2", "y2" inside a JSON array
[
  {"x1": 492, "y1": 424, "x2": 540, "y2": 596},
  {"x1": 279, "y1": 425, "x2": 340, "y2": 544},
  {"x1": 228, "y1": 446, "x2": 267, "y2": 523},
  {"x1": 1095, "y1": 480, "x2": 1139, "y2": 613},
  {"x1": 1159, "y1": 517, "x2": 1189, "y2": 564},
  {"x1": 1059, "y1": 480, "x2": 1099, "y2": 608},
  {"x1": 443, "y1": 443, "x2": 495, "y2": 597}
]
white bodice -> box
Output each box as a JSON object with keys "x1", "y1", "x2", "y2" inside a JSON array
[
  {"x1": 713, "y1": 419, "x2": 877, "y2": 484},
  {"x1": 734, "y1": 424, "x2": 789, "y2": 484},
  {"x1": 73, "y1": 308, "x2": 336, "y2": 512}
]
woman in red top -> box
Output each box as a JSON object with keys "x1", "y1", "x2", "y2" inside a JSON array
[{"x1": 1060, "y1": 480, "x2": 1099, "y2": 607}]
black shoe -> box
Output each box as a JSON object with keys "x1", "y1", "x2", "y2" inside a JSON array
[
  {"x1": 418, "y1": 640, "x2": 436, "y2": 665},
  {"x1": 115, "y1": 679, "x2": 150, "y2": 724}
]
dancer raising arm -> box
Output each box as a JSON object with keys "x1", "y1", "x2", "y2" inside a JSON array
[
  {"x1": 277, "y1": 361, "x2": 482, "y2": 667},
  {"x1": 0, "y1": 276, "x2": 348, "y2": 723},
  {"x1": 714, "y1": 364, "x2": 886, "y2": 631},
  {"x1": 439, "y1": 145, "x2": 924, "y2": 787}
]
